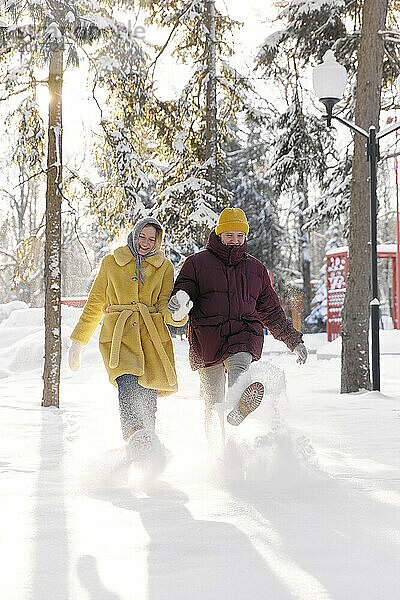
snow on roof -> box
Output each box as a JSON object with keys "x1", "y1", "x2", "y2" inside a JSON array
[
  {"x1": 326, "y1": 244, "x2": 399, "y2": 256},
  {"x1": 326, "y1": 246, "x2": 348, "y2": 256}
]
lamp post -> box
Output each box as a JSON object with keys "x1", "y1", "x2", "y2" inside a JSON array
[
  {"x1": 394, "y1": 118, "x2": 400, "y2": 330},
  {"x1": 312, "y1": 50, "x2": 400, "y2": 391},
  {"x1": 389, "y1": 115, "x2": 400, "y2": 330}
]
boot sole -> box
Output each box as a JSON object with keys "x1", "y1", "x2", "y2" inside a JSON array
[{"x1": 227, "y1": 381, "x2": 264, "y2": 426}]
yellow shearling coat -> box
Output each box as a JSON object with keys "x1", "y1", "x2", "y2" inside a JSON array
[{"x1": 70, "y1": 245, "x2": 186, "y2": 396}]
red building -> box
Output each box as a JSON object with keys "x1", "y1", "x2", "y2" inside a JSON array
[{"x1": 326, "y1": 245, "x2": 400, "y2": 341}]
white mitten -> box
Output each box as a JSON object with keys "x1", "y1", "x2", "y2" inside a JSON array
[
  {"x1": 167, "y1": 294, "x2": 181, "y2": 312},
  {"x1": 171, "y1": 290, "x2": 193, "y2": 322},
  {"x1": 68, "y1": 340, "x2": 83, "y2": 371}
]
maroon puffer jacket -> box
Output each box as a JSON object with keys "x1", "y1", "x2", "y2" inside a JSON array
[{"x1": 172, "y1": 232, "x2": 303, "y2": 370}]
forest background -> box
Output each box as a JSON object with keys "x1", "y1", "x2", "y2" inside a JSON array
[{"x1": 1, "y1": 0, "x2": 400, "y2": 397}]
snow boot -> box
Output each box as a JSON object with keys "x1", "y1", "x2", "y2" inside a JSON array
[
  {"x1": 126, "y1": 426, "x2": 154, "y2": 462},
  {"x1": 226, "y1": 381, "x2": 264, "y2": 426}
]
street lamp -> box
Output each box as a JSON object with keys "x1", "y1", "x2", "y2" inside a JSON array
[
  {"x1": 313, "y1": 50, "x2": 400, "y2": 391},
  {"x1": 312, "y1": 50, "x2": 347, "y2": 127}
]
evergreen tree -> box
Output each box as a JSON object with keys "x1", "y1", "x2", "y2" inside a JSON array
[
  {"x1": 226, "y1": 125, "x2": 284, "y2": 286},
  {"x1": 256, "y1": 9, "x2": 339, "y2": 324},
  {"x1": 304, "y1": 149, "x2": 353, "y2": 234},
  {"x1": 84, "y1": 16, "x2": 155, "y2": 237},
  {"x1": 257, "y1": 0, "x2": 400, "y2": 388},
  {"x1": 135, "y1": 0, "x2": 257, "y2": 253},
  {"x1": 266, "y1": 90, "x2": 334, "y2": 325},
  {"x1": 256, "y1": 0, "x2": 400, "y2": 229},
  {"x1": 1, "y1": 98, "x2": 45, "y2": 304},
  {"x1": 0, "y1": 0, "x2": 148, "y2": 407}
]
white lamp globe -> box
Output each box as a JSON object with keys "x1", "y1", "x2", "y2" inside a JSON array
[{"x1": 312, "y1": 50, "x2": 348, "y2": 103}]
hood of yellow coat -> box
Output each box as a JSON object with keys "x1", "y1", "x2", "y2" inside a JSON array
[{"x1": 113, "y1": 245, "x2": 166, "y2": 269}]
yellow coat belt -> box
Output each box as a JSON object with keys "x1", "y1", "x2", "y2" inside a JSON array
[{"x1": 103, "y1": 303, "x2": 176, "y2": 386}]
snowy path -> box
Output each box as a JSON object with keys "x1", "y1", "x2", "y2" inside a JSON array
[{"x1": 1, "y1": 338, "x2": 400, "y2": 600}]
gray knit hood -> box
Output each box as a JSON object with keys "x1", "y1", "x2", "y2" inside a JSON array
[{"x1": 127, "y1": 217, "x2": 164, "y2": 286}]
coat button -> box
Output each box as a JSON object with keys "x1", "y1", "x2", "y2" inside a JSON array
[{"x1": 132, "y1": 322, "x2": 137, "y2": 327}]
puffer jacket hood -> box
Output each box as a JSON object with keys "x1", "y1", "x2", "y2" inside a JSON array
[{"x1": 206, "y1": 231, "x2": 248, "y2": 266}]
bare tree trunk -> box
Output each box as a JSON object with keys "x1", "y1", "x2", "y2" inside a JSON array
[
  {"x1": 42, "y1": 49, "x2": 63, "y2": 407},
  {"x1": 298, "y1": 179, "x2": 312, "y2": 329},
  {"x1": 301, "y1": 239, "x2": 311, "y2": 324},
  {"x1": 205, "y1": 0, "x2": 218, "y2": 203},
  {"x1": 341, "y1": 0, "x2": 388, "y2": 393}
]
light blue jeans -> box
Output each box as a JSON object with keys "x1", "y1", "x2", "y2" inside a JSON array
[{"x1": 116, "y1": 374, "x2": 157, "y2": 441}]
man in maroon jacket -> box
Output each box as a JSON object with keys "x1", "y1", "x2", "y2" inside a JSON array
[{"x1": 168, "y1": 208, "x2": 307, "y2": 443}]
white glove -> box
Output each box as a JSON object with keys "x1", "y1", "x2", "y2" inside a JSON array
[
  {"x1": 169, "y1": 290, "x2": 193, "y2": 322},
  {"x1": 294, "y1": 342, "x2": 308, "y2": 364},
  {"x1": 69, "y1": 340, "x2": 83, "y2": 371},
  {"x1": 167, "y1": 294, "x2": 181, "y2": 312}
]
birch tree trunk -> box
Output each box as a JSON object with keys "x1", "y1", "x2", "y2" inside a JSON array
[
  {"x1": 205, "y1": 0, "x2": 218, "y2": 203},
  {"x1": 341, "y1": 0, "x2": 388, "y2": 392},
  {"x1": 42, "y1": 48, "x2": 63, "y2": 407}
]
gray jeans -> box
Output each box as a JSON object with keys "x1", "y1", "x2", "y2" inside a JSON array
[
  {"x1": 198, "y1": 352, "x2": 252, "y2": 447},
  {"x1": 116, "y1": 374, "x2": 157, "y2": 441}
]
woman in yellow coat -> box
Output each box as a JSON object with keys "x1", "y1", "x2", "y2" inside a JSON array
[{"x1": 68, "y1": 217, "x2": 187, "y2": 456}]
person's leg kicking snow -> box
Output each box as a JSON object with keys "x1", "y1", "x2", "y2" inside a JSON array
[{"x1": 225, "y1": 352, "x2": 264, "y2": 426}]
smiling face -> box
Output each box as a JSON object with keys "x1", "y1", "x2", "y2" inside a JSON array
[
  {"x1": 220, "y1": 231, "x2": 246, "y2": 246},
  {"x1": 137, "y1": 225, "x2": 157, "y2": 255}
]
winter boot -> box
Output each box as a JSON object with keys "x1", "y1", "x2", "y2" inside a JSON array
[
  {"x1": 226, "y1": 381, "x2": 264, "y2": 426},
  {"x1": 126, "y1": 425, "x2": 154, "y2": 462}
]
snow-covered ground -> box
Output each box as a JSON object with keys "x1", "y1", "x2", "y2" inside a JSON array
[{"x1": 1, "y1": 304, "x2": 400, "y2": 600}]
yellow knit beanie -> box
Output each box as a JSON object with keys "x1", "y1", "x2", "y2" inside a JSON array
[{"x1": 215, "y1": 207, "x2": 249, "y2": 236}]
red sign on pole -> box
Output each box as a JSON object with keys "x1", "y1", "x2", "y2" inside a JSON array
[
  {"x1": 326, "y1": 245, "x2": 400, "y2": 340},
  {"x1": 326, "y1": 249, "x2": 348, "y2": 341}
]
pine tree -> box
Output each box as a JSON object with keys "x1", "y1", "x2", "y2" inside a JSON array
[
  {"x1": 266, "y1": 91, "x2": 334, "y2": 326},
  {"x1": 257, "y1": 0, "x2": 400, "y2": 388},
  {"x1": 83, "y1": 16, "x2": 155, "y2": 238},
  {"x1": 1, "y1": 98, "x2": 45, "y2": 304},
  {"x1": 304, "y1": 150, "x2": 353, "y2": 234},
  {"x1": 226, "y1": 125, "x2": 284, "y2": 285},
  {"x1": 256, "y1": 12, "x2": 339, "y2": 324},
  {"x1": 0, "y1": 1, "x2": 147, "y2": 407},
  {"x1": 134, "y1": 0, "x2": 256, "y2": 253}
]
